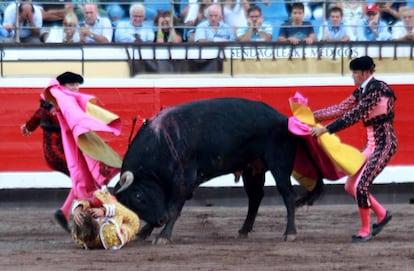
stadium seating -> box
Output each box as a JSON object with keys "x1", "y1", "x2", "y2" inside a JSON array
[
  {"x1": 256, "y1": 2, "x2": 289, "y2": 41},
  {"x1": 144, "y1": 0, "x2": 172, "y2": 20},
  {"x1": 257, "y1": 1, "x2": 289, "y2": 24}
]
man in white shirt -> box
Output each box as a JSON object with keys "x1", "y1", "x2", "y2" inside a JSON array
[
  {"x1": 79, "y1": 3, "x2": 112, "y2": 43},
  {"x1": 194, "y1": 4, "x2": 235, "y2": 42},
  {"x1": 392, "y1": 6, "x2": 414, "y2": 40},
  {"x1": 114, "y1": 3, "x2": 154, "y2": 43},
  {"x1": 2, "y1": 1, "x2": 43, "y2": 43}
]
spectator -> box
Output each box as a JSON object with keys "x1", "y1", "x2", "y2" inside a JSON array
[
  {"x1": 377, "y1": 0, "x2": 407, "y2": 29},
  {"x1": 237, "y1": 5, "x2": 272, "y2": 41},
  {"x1": 286, "y1": 1, "x2": 324, "y2": 22},
  {"x1": 355, "y1": 4, "x2": 392, "y2": 41},
  {"x1": 79, "y1": 3, "x2": 112, "y2": 43},
  {"x1": 2, "y1": 1, "x2": 43, "y2": 43},
  {"x1": 278, "y1": 3, "x2": 316, "y2": 45},
  {"x1": 114, "y1": 3, "x2": 154, "y2": 43},
  {"x1": 44, "y1": 11, "x2": 80, "y2": 43},
  {"x1": 194, "y1": 4, "x2": 236, "y2": 42},
  {"x1": 222, "y1": 0, "x2": 249, "y2": 36},
  {"x1": 318, "y1": 6, "x2": 353, "y2": 42},
  {"x1": 337, "y1": 1, "x2": 366, "y2": 41},
  {"x1": 392, "y1": 6, "x2": 414, "y2": 40},
  {"x1": 181, "y1": 0, "x2": 214, "y2": 42},
  {"x1": 154, "y1": 11, "x2": 183, "y2": 43},
  {"x1": 38, "y1": 0, "x2": 74, "y2": 42}
]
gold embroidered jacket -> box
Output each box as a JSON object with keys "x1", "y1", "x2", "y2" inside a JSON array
[{"x1": 72, "y1": 187, "x2": 140, "y2": 250}]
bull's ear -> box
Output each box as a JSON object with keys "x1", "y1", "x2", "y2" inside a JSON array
[{"x1": 115, "y1": 171, "x2": 134, "y2": 194}]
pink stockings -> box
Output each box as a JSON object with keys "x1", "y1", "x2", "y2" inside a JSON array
[
  {"x1": 60, "y1": 189, "x2": 75, "y2": 220},
  {"x1": 357, "y1": 207, "x2": 371, "y2": 237},
  {"x1": 345, "y1": 165, "x2": 387, "y2": 236}
]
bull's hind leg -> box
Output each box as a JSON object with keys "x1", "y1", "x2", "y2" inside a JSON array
[
  {"x1": 270, "y1": 167, "x2": 297, "y2": 241},
  {"x1": 238, "y1": 169, "x2": 265, "y2": 238},
  {"x1": 266, "y1": 134, "x2": 297, "y2": 241}
]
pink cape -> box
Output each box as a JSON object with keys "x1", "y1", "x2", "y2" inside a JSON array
[
  {"x1": 44, "y1": 79, "x2": 122, "y2": 199},
  {"x1": 288, "y1": 92, "x2": 365, "y2": 191}
]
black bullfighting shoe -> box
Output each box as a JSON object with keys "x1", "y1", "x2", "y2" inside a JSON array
[
  {"x1": 352, "y1": 234, "x2": 372, "y2": 243},
  {"x1": 54, "y1": 209, "x2": 70, "y2": 233},
  {"x1": 372, "y1": 210, "x2": 392, "y2": 237}
]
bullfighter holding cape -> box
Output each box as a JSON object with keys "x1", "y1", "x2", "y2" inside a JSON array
[
  {"x1": 290, "y1": 57, "x2": 396, "y2": 243},
  {"x1": 43, "y1": 72, "x2": 123, "y2": 228}
]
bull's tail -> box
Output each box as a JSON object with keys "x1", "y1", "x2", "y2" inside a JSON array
[{"x1": 295, "y1": 177, "x2": 325, "y2": 208}]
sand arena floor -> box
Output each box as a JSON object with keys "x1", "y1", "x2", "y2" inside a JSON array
[{"x1": 0, "y1": 204, "x2": 413, "y2": 271}]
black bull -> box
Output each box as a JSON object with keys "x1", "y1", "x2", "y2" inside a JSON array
[{"x1": 114, "y1": 98, "x2": 321, "y2": 244}]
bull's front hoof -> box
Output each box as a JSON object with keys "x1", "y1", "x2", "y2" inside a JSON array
[
  {"x1": 152, "y1": 237, "x2": 171, "y2": 245},
  {"x1": 237, "y1": 228, "x2": 250, "y2": 239},
  {"x1": 137, "y1": 231, "x2": 151, "y2": 240},
  {"x1": 137, "y1": 224, "x2": 154, "y2": 240},
  {"x1": 284, "y1": 234, "x2": 297, "y2": 242}
]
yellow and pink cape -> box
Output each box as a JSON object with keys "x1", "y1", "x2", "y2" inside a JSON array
[{"x1": 288, "y1": 92, "x2": 366, "y2": 191}]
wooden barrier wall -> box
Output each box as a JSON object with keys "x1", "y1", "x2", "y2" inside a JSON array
[{"x1": 0, "y1": 79, "x2": 412, "y2": 172}]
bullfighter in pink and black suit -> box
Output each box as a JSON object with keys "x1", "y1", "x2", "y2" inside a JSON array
[{"x1": 310, "y1": 56, "x2": 397, "y2": 243}]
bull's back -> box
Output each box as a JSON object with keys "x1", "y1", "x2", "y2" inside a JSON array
[
  {"x1": 170, "y1": 98, "x2": 287, "y2": 135},
  {"x1": 152, "y1": 98, "x2": 290, "y2": 167}
]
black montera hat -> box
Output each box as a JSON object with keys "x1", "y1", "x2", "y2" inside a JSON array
[
  {"x1": 349, "y1": 56, "x2": 375, "y2": 71},
  {"x1": 56, "y1": 71, "x2": 84, "y2": 85}
]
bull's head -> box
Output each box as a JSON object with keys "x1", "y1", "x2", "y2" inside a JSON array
[{"x1": 114, "y1": 171, "x2": 169, "y2": 227}]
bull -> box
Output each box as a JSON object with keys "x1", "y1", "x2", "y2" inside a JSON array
[{"x1": 114, "y1": 98, "x2": 320, "y2": 245}]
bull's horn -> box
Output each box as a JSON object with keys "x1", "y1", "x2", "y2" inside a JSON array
[{"x1": 115, "y1": 171, "x2": 134, "y2": 194}]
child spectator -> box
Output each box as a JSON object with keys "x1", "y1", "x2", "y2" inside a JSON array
[
  {"x1": 318, "y1": 6, "x2": 354, "y2": 42},
  {"x1": 278, "y1": 3, "x2": 316, "y2": 45},
  {"x1": 44, "y1": 11, "x2": 80, "y2": 43}
]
